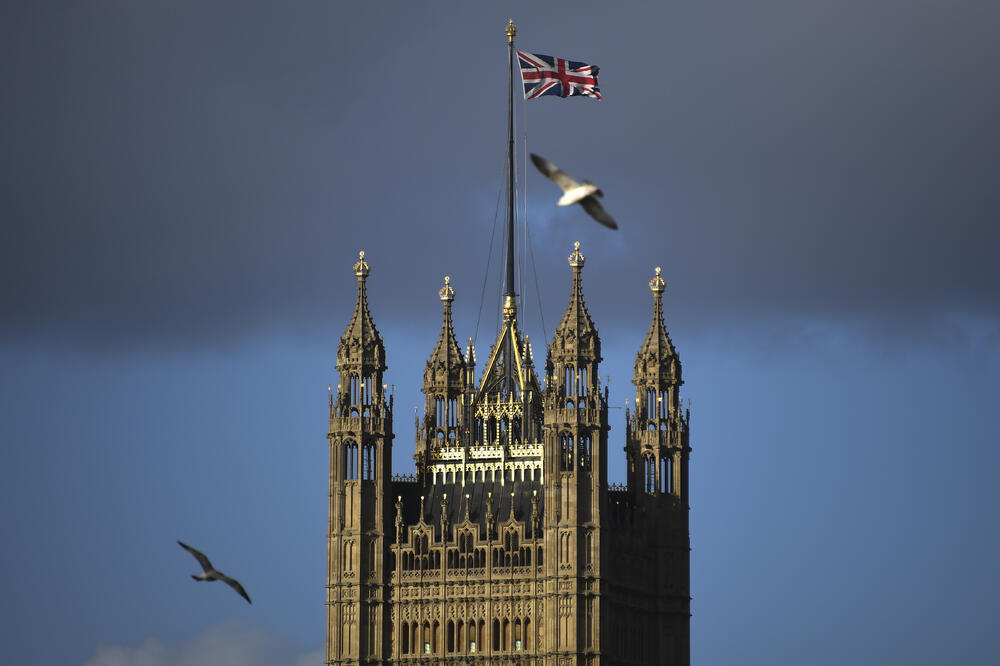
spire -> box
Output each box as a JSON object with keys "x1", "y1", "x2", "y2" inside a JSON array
[
  {"x1": 424, "y1": 276, "x2": 465, "y2": 385},
  {"x1": 337, "y1": 251, "x2": 385, "y2": 371},
  {"x1": 554, "y1": 241, "x2": 597, "y2": 340},
  {"x1": 635, "y1": 266, "x2": 679, "y2": 381}
]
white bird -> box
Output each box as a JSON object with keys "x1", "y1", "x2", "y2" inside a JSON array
[
  {"x1": 530, "y1": 153, "x2": 618, "y2": 229},
  {"x1": 178, "y1": 540, "x2": 252, "y2": 604}
]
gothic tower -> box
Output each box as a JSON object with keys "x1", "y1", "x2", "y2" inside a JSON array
[
  {"x1": 541, "y1": 242, "x2": 609, "y2": 658},
  {"x1": 326, "y1": 252, "x2": 394, "y2": 664},
  {"x1": 623, "y1": 266, "x2": 691, "y2": 664},
  {"x1": 324, "y1": 21, "x2": 691, "y2": 664},
  {"x1": 414, "y1": 277, "x2": 469, "y2": 482}
]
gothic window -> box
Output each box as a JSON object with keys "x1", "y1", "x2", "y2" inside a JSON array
[
  {"x1": 643, "y1": 455, "x2": 655, "y2": 494},
  {"x1": 432, "y1": 620, "x2": 440, "y2": 654},
  {"x1": 524, "y1": 618, "x2": 531, "y2": 650},
  {"x1": 343, "y1": 441, "x2": 358, "y2": 480},
  {"x1": 579, "y1": 432, "x2": 591, "y2": 470},
  {"x1": 560, "y1": 433, "x2": 574, "y2": 471},
  {"x1": 579, "y1": 367, "x2": 588, "y2": 397},
  {"x1": 564, "y1": 366, "x2": 575, "y2": 396},
  {"x1": 492, "y1": 619, "x2": 501, "y2": 651},
  {"x1": 514, "y1": 618, "x2": 522, "y2": 651},
  {"x1": 448, "y1": 398, "x2": 457, "y2": 427},
  {"x1": 502, "y1": 617, "x2": 510, "y2": 651},
  {"x1": 447, "y1": 621, "x2": 455, "y2": 653},
  {"x1": 401, "y1": 620, "x2": 409, "y2": 654},
  {"x1": 361, "y1": 442, "x2": 375, "y2": 480},
  {"x1": 536, "y1": 545, "x2": 543, "y2": 566},
  {"x1": 661, "y1": 456, "x2": 672, "y2": 494}
]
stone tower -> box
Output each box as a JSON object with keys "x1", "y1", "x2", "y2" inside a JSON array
[
  {"x1": 326, "y1": 252, "x2": 394, "y2": 663},
  {"x1": 324, "y1": 246, "x2": 691, "y2": 665},
  {"x1": 540, "y1": 242, "x2": 609, "y2": 656}
]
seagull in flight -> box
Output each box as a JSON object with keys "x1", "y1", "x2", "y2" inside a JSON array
[
  {"x1": 178, "y1": 540, "x2": 252, "y2": 604},
  {"x1": 530, "y1": 153, "x2": 618, "y2": 230}
]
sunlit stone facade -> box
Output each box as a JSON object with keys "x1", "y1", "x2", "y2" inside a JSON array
[{"x1": 325, "y1": 245, "x2": 690, "y2": 665}]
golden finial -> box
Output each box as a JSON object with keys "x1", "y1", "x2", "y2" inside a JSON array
[
  {"x1": 649, "y1": 266, "x2": 665, "y2": 294},
  {"x1": 505, "y1": 19, "x2": 516, "y2": 43},
  {"x1": 439, "y1": 275, "x2": 455, "y2": 302},
  {"x1": 503, "y1": 294, "x2": 517, "y2": 320},
  {"x1": 568, "y1": 241, "x2": 585, "y2": 269},
  {"x1": 353, "y1": 250, "x2": 370, "y2": 278}
]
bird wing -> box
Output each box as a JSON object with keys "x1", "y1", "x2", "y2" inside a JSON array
[
  {"x1": 218, "y1": 572, "x2": 252, "y2": 604},
  {"x1": 530, "y1": 153, "x2": 579, "y2": 192},
  {"x1": 580, "y1": 196, "x2": 618, "y2": 230},
  {"x1": 177, "y1": 540, "x2": 214, "y2": 573}
]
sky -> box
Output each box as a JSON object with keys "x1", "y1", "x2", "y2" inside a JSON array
[{"x1": 1, "y1": 1, "x2": 998, "y2": 664}]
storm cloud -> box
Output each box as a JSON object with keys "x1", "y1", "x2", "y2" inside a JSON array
[{"x1": 2, "y1": 0, "x2": 997, "y2": 352}]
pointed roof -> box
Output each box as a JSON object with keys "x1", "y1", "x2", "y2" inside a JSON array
[
  {"x1": 337, "y1": 251, "x2": 385, "y2": 369},
  {"x1": 424, "y1": 276, "x2": 465, "y2": 387},
  {"x1": 550, "y1": 242, "x2": 599, "y2": 360},
  {"x1": 634, "y1": 266, "x2": 680, "y2": 383}
]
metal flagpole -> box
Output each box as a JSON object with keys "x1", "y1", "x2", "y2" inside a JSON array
[
  {"x1": 505, "y1": 19, "x2": 517, "y2": 304},
  {"x1": 502, "y1": 19, "x2": 517, "y2": 398}
]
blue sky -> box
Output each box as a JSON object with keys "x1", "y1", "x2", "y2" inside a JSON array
[{"x1": 1, "y1": 2, "x2": 999, "y2": 665}]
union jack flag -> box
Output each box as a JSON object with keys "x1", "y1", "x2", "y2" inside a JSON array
[{"x1": 517, "y1": 51, "x2": 602, "y2": 100}]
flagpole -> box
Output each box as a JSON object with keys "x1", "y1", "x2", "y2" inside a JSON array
[
  {"x1": 504, "y1": 19, "x2": 516, "y2": 309},
  {"x1": 502, "y1": 19, "x2": 517, "y2": 398}
]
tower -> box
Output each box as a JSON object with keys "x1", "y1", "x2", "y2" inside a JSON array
[
  {"x1": 622, "y1": 266, "x2": 691, "y2": 664},
  {"x1": 541, "y1": 242, "x2": 609, "y2": 657},
  {"x1": 326, "y1": 252, "x2": 394, "y2": 664},
  {"x1": 414, "y1": 277, "x2": 470, "y2": 482},
  {"x1": 323, "y1": 21, "x2": 691, "y2": 666}
]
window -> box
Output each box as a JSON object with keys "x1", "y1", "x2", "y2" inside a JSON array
[{"x1": 343, "y1": 441, "x2": 358, "y2": 480}]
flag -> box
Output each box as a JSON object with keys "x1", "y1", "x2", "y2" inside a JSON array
[{"x1": 517, "y1": 51, "x2": 602, "y2": 100}]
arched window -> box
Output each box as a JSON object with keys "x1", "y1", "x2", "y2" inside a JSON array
[
  {"x1": 343, "y1": 441, "x2": 358, "y2": 480},
  {"x1": 401, "y1": 620, "x2": 409, "y2": 654},
  {"x1": 644, "y1": 455, "x2": 655, "y2": 494},
  {"x1": 361, "y1": 442, "x2": 375, "y2": 480},
  {"x1": 561, "y1": 433, "x2": 574, "y2": 471},
  {"x1": 579, "y1": 433, "x2": 591, "y2": 470},
  {"x1": 492, "y1": 619, "x2": 501, "y2": 651}
]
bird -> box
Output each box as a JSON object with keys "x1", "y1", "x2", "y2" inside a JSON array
[
  {"x1": 530, "y1": 153, "x2": 618, "y2": 229},
  {"x1": 177, "y1": 540, "x2": 252, "y2": 604}
]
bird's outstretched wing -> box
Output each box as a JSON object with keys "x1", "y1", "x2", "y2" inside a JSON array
[
  {"x1": 530, "y1": 153, "x2": 579, "y2": 192},
  {"x1": 218, "y1": 573, "x2": 252, "y2": 604},
  {"x1": 178, "y1": 540, "x2": 214, "y2": 573},
  {"x1": 580, "y1": 197, "x2": 618, "y2": 230}
]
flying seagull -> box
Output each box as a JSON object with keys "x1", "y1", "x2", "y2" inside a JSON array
[
  {"x1": 177, "y1": 540, "x2": 252, "y2": 604},
  {"x1": 530, "y1": 153, "x2": 618, "y2": 230}
]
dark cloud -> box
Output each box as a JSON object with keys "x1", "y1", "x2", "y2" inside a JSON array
[{"x1": 1, "y1": 1, "x2": 997, "y2": 351}]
